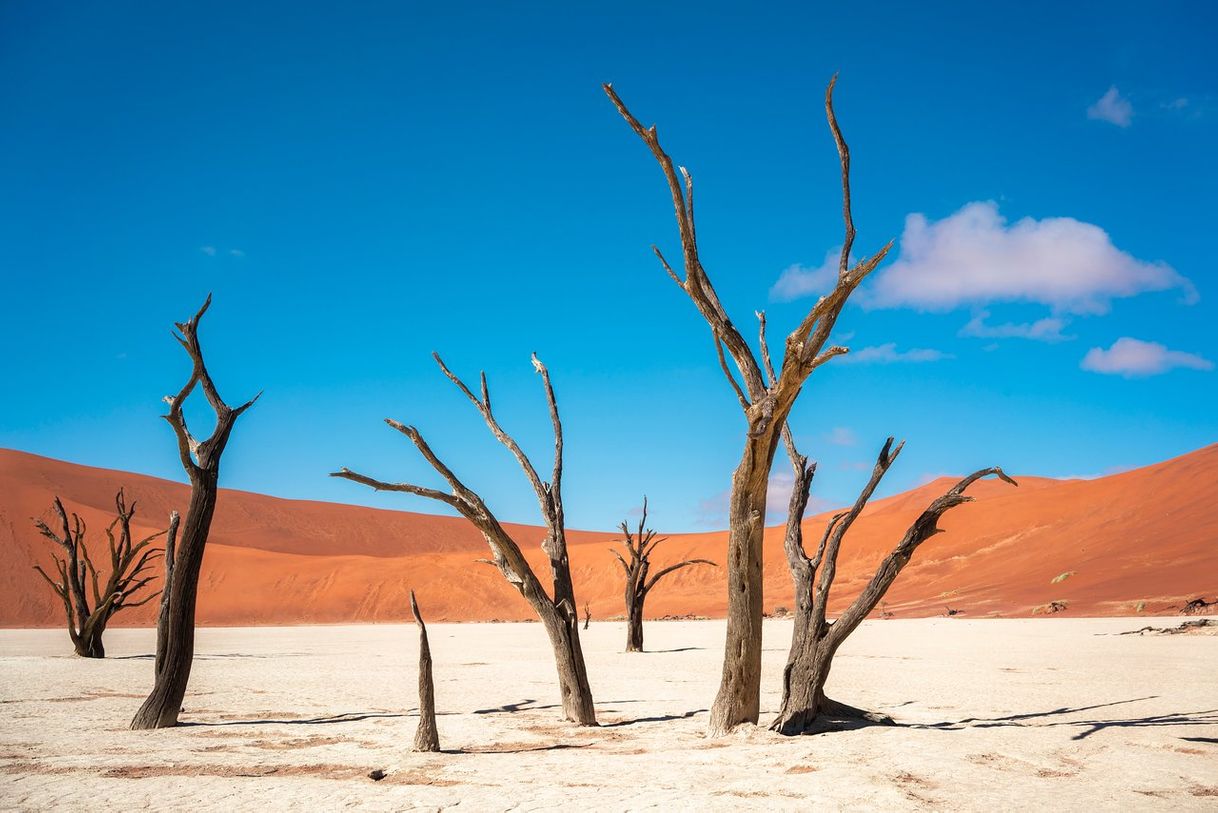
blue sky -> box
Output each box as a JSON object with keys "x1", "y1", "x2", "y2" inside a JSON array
[{"x1": 1, "y1": 1, "x2": 1215, "y2": 533}]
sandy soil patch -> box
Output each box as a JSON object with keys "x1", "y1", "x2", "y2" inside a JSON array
[{"x1": 1, "y1": 618, "x2": 1215, "y2": 810}]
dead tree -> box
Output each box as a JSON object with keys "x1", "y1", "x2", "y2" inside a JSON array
[
  {"x1": 409, "y1": 590, "x2": 440, "y2": 752},
  {"x1": 131, "y1": 296, "x2": 260, "y2": 730},
  {"x1": 32, "y1": 490, "x2": 167, "y2": 658},
  {"x1": 606, "y1": 76, "x2": 893, "y2": 734},
  {"x1": 332, "y1": 353, "x2": 597, "y2": 725},
  {"x1": 770, "y1": 426, "x2": 1016, "y2": 735},
  {"x1": 583, "y1": 602, "x2": 591, "y2": 630},
  {"x1": 612, "y1": 496, "x2": 714, "y2": 652},
  {"x1": 153, "y1": 510, "x2": 180, "y2": 677}
]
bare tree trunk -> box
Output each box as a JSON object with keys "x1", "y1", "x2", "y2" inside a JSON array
[
  {"x1": 76, "y1": 633, "x2": 105, "y2": 659},
  {"x1": 612, "y1": 497, "x2": 715, "y2": 654},
  {"x1": 154, "y1": 511, "x2": 179, "y2": 677},
  {"x1": 540, "y1": 607, "x2": 597, "y2": 724},
  {"x1": 709, "y1": 455, "x2": 773, "y2": 733},
  {"x1": 626, "y1": 603, "x2": 644, "y2": 653},
  {"x1": 334, "y1": 353, "x2": 597, "y2": 725},
  {"x1": 770, "y1": 430, "x2": 1016, "y2": 735},
  {"x1": 131, "y1": 481, "x2": 218, "y2": 728},
  {"x1": 131, "y1": 297, "x2": 259, "y2": 730},
  {"x1": 606, "y1": 77, "x2": 891, "y2": 733},
  {"x1": 409, "y1": 590, "x2": 440, "y2": 753}
]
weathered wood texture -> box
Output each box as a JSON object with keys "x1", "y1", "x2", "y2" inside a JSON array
[
  {"x1": 33, "y1": 490, "x2": 166, "y2": 658},
  {"x1": 605, "y1": 76, "x2": 891, "y2": 734},
  {"x1": 131, "y1": 296, "x2": 260, "y2": 730},
  {"x1": 333, "y1": 353, "x2": 597, "y2": 725},
  {"x1": 771, "y1": 428, "x2": 1017, "y2": 734},
  {"x1": 409, "y1": 590, "x2": 440, "y2": 752}
]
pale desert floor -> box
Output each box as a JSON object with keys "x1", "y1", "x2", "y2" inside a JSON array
[{"x1": 1, "y1": 618, "x2": 1215, "y2": 811}]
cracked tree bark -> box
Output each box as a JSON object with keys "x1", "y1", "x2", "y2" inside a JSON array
[
  {"x1": 612, "y1": 496, "x2": 715, "y2": 652},
  {"x1": 153, "y1": 511, "x2": 180, "y2": 677},
  {"x1": 770, "y1": 427, "x2": 1017, "y2": 734},
  {"x1": 333, "y1": 353, "x2": 597, "y2": 725},
  {"x1": 32, "y1": 490, "x2": 168, "y2": 658},
  {"x1": 409, "y1": 590, "x2": 440, "y2": 752},
  {"x1": 606, "y1": 76, "x2": 892, "y2": 735},
  {"x1": 131, "y1": 296, "x2": 260, "y2": 730}
]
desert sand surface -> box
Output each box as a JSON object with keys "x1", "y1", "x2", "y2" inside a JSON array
[
  {"x1": 1, "y1": 618, "x2": 1215, "y2": 810},
  {"x1": 3, "y1": 444, "x2": 1216, "y2": 627}
]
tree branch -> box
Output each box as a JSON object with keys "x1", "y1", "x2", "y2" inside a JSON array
[
  {"x1": 644, "y1": 558, "x2": 717, "y2": 594},
  {"x1": 829, "y1": 467, "x2": 1018, "y2": 645},
  {"x1": 810, "y1": 437, "x2": 903, "y2": 633}
]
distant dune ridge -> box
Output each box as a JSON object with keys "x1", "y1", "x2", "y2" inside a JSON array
[{"x1": 1, "y1": 445, "x2": 1214, "y2": 626}]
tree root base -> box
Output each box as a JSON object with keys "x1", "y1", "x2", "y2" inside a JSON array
[{"x1": 770, "y1": 696, "x2": 896, "y2": 736}]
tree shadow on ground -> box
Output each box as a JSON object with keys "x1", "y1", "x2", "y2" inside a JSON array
[
  {"x1": 184, "y1": 712, "x2": 408, "y2": 727},
  {"x1": 112, "y1": 653, "x2": 310, "y2": 661},
  {"x1": 600, "y1": 709, "x2": 707, "y2": 727},
  {"x1": 905, "y1": 696, "x2": 1218, "y2": 740},
  {"x1": 472, "y1": 698, "x2": 646, "y2": 715},
  {"x1": 447, "y1": 743, "x2": 594, "y2": 755}
]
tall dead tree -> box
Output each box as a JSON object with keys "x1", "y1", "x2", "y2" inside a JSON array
[
  {"x1": 32, "y1": 490, "x2": 167, "y2": 658},
  {"x1": 131, "y1": 296, "x2": 260, "y2": 730},
  {"x1": 770, "y1": 423, "x2": 1016, "y2": 734},
  {"x1": 409, "y1": 590, "x2": 440, "y2": 752},
  {"x1": 153, "y1": 510, "x2": 180, "y2": 677},
  {"x1": 606, "y1": 76, "x2": 893, "y2": 734},
  {"x1": 333, "y1": 353, "x2": 597, "y2": 725},
  {"x1": 612, "y1": 497, "x2": 714, "y2": 652}
]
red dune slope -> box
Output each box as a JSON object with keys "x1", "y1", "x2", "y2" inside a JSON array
[{"x1": 1, "y1": 445, "x2": 1214, "y2": 626}]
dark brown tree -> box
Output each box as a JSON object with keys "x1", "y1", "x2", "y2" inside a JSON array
[
  {"x1": 770, "y1": 424, "x2": 1016, "y2": 735},
  {"x1": 409, "y1": 590, "x2": 440, "y2": 752},
  {"x1": 131, "y1": 296, "x2": 260, "y2": 730},
  {"x1": 33, "y1": 490, "x2": 168, "y2": 658},
  {"x1": 153, "y1": 510, "x2": 180, "y2": 677},
  {"x1": 332, "y1": 353, "x2": 597, "y2": 725},
  {"x1": 612, "y1": 497, "x2": 714, "y2": 652},
  {"x1": 606, "y1": 76, "x2": 892, "y2": 734}
]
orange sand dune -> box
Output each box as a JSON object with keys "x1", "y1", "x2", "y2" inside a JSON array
[{"x1": 1, "y1": 445, "x2": 1214, "y2": 626}]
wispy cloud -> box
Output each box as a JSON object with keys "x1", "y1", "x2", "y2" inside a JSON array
[
  {"x1": 838, "y1": 343, "x2": 951, "y2": 364},
  {"x1": 959, "y1": 310, "x2": 1072, "y2": 343},
  {"x1": 1162, "y1": 97, "x2": 1189, "y2": 111},
  {"x1": 1081, "y1": 337, "x2": 1213, "y2": 377},
  {"x1": 696, "y1": 472, "x2": 833, "y2": 526},
  {"x1": 770, "y1": 248, "x2": 840, "y2": 302},
  {"x1": 1088, "y1": 86, "x2": 1133, "y2": 127},
  {"x1": 866, "y1": 201, "x2": 1194, "y2": 315},
  {"x1": 200, "y1": 245, "x2": 246, "y2": 258},
  {"x1": 825, "y1": 426, "x2": 857, "y2": 446}
]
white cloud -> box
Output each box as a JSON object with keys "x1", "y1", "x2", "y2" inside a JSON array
[
  {"x1": 770, "y1": 248, "x2": 840, "y2": 302},
  {"x1": 959, "y1": 310, "x2": 1072, "y2": 342},
  {"x1": 200, "y1": 245, "x2": 217, "y2": 256},
  {"x1": 1088, "y1": 86, "x2": 1133, "y2": 127},
  {"x1": 229, "y1": 248, "x2": 246, "y2": 258},
  {"x1": 825, "y1": 426, "x2": 857, "y2": 446},
  {"x1": 1163, "y1": 97, "x2": 1189, "y2": 111},
  {"x1": 867, "y1": 201, "x2": 1194, "y2": 315},
  {"x1": 1080, "y1": 337, "x2": 1213, "y2": 377},
  {"x1": 838, "y1": 343, "x2": 952, "y2": 364}
]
